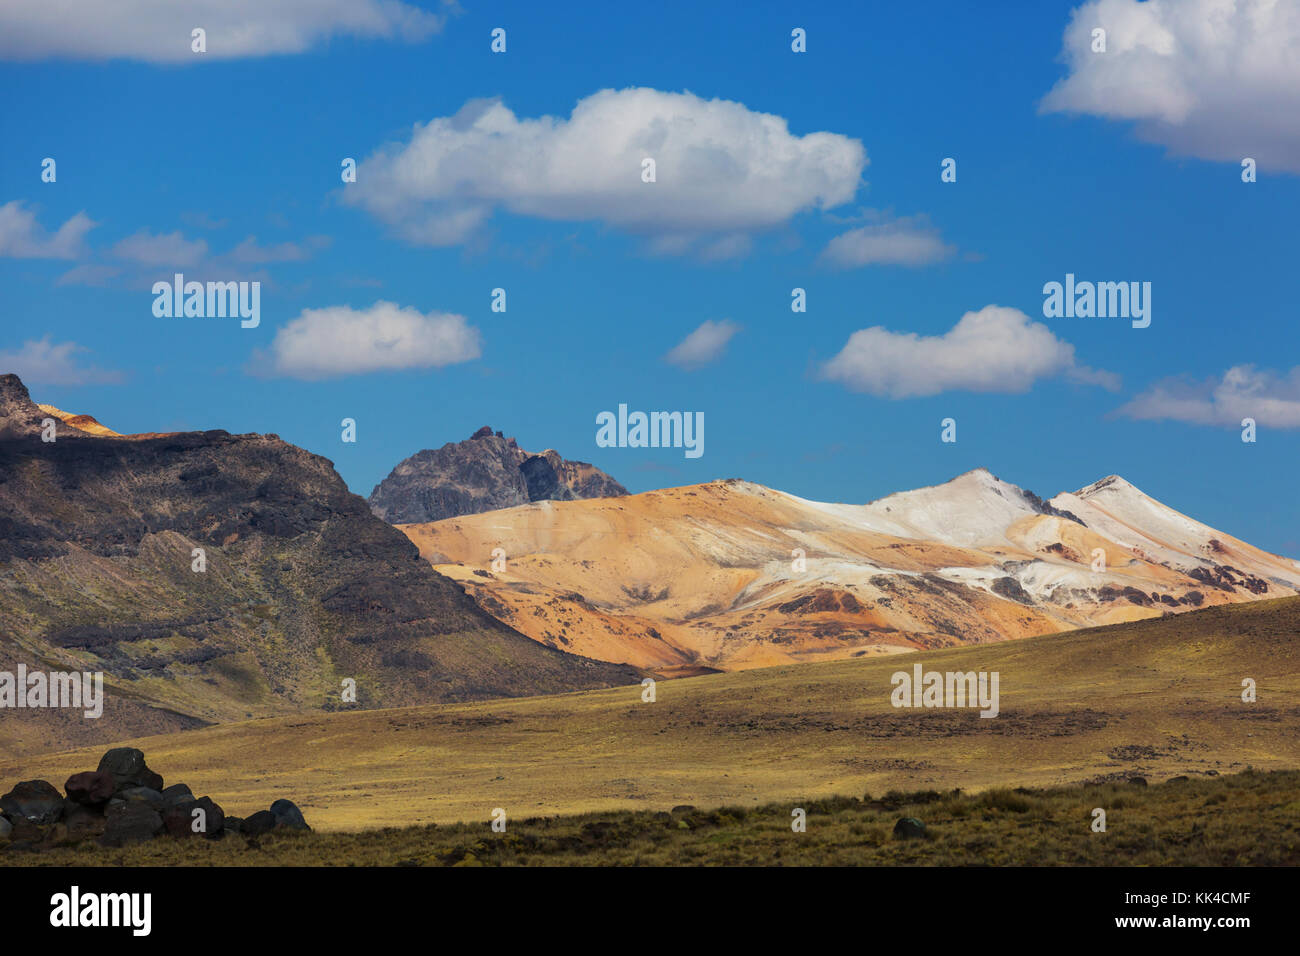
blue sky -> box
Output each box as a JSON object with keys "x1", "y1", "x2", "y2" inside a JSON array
[{"x1": 2, "y1": 0, "x2": 1299, "y2": 553}]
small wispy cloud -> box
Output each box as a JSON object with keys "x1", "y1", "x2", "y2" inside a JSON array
[
  {"x1": 820, "y1": 214, "x2": 956, "y2": 268},
  {"x1": 180, "y1": 211, "x2": 229, "y2": 231},
  {"x1": 56, "y1": 264, "x2": 121, "y2": 287},
  {"x1": 55, "y1": 226, "x2": 329, "y2": 288},
  {"x1": 110, "y1": 230, "x2": 209, "y2": 268},
  {"x1": 0, "y1": 201, "x2": 95, "y2": 259},
  {"x1": 664, "y1": 319, "x2": 741, "y2": 370},
  {"x1": 228, "y1": 235, "x2": 330, "y2": 264},
  {"x1": 0, "y1": 0, "x2": 448, "y2": 64},
  {"x1": 0, "y1": 337, "x2": 123, "y2": 385}
]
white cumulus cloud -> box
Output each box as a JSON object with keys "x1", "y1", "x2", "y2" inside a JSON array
[
  {"x1": 664, "y1": 319, "x2": 741, "y2": 370},
  {"x1": 344, "y1": 88, "x2": 867, "y2": 251},
  {"x1": 251, "y1": 300, "x2": 481, "y2": 380},
  {"x1": 1117, "y1": 365, "x2": 1300, "y2": 427},
  {"x1": 0, "y1": 201, "x2": 95, "y2": 259},
  {"x1": 819, "y1": 305, "x2": 1120, "y2": 398},
  {"x1": 1041, "y1": 0, "x2": 1300, "y2": 173},
  {"x1": 0, "y1": 0, "x2": 446, "y2": 63}
]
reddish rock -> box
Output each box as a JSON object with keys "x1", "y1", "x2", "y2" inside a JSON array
[{"x1": 65, "y1": 770, "x2": 115, "y2": 806}]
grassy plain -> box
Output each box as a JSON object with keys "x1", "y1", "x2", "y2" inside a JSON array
[{"x1": 2, "y1": 597, "x2": 1296, "y2": 839}]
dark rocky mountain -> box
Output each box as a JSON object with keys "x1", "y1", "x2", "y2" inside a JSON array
[
  {"x1": 0, "y1": 375, "x2": 638, "y2": 757},
  {"x1": 368, "y1": 426, "x2": 627, "y2": 524}
]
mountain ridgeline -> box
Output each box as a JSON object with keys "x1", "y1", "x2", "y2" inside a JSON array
[
  {"x1": 368, "y1": 426, "x2": 627, "y2": 524},
  {"x1": 0, "y1": 375, "x2": 638, "y2": 756}
]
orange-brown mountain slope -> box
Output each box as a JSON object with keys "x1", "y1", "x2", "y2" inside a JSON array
[{"x1": 397, "y1": 469, "x2": 1300, "y2": 675}]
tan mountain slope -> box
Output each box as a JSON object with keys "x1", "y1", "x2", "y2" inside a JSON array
[
  {"x1": 36, "y1": 404, "x2": 123, "y2": 438},
  {"x1": 398, "y1": 469, "x2": 1300, "y2": 673}
]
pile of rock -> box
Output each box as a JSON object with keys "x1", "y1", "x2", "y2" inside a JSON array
[{"x1": 0, "y1": 747, "x2": 310, "y2": 851}]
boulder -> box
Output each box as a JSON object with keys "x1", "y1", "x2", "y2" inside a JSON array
[
  {"x1": 99, "y1": 803, "x2": 163, "y2": 847},
  {"x1": 223, "y1": 816, "x2": 243, "y2": 835},
  {"x1": 269, "y1": 799, "x2": 309, "y2": 831},
  {"x1": 62, "y1": 802, "x2": 108, "y2": 842},
  {"x1": 242, "y1": 810, "x2": 278, "y2": 837},
  {"x1": 10, "y1": 819, "x2": 47, "y2": 843},
  {"x1": 161, "y1": 784, "x2": 195, "y2": 808},
  {"x1": 0, "y1": 780, "x2": 65, "y2": 825},
  {"x1": 65, "y1": 770, "x2": 116, "y2": 806},
  {"x1": 96, "y1": 748, "x2": 164, "y2": 793},
  {"x1": 1129, "y1": 777, "x2": 1148, "y2": 787},
  {"x1": 164, "y1": 797, "x2": 225, "y2": 839},
  {"x1": 893, "y1": 817, "x2": 927, "y2": 840},
  {"x1": 115, "y1": 787, "x2": 166, "y2": 811},
  {"x1": 0, "y1": 816, "x2": 11, "y2": 841}
]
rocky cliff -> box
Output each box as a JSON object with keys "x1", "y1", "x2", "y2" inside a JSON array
[
  {"x1": 0, "y1": 375, "x2": 638, "y2": 756},
  {"x1": 368, "y1": 426, "x2": 627, "y2": 524}
]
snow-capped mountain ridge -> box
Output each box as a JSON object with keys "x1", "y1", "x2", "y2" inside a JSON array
[{"x1": 400, "y1": 469, "x2": 1300, "y2": 674}]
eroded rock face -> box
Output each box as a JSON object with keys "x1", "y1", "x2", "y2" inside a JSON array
[{"x1": 368, "y1": 427, "x2": 626, "y2": 524}]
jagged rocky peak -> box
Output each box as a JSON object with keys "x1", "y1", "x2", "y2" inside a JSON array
[
  {"x1": 369, "y1": 426, "x2": 628, "y2": 524},
  {"x1": 0, "y1": 373, "x2": 94, "y2": 440},
  {"x1": 1074, "y1": 474, "x2": 1142, "y2": 498}
]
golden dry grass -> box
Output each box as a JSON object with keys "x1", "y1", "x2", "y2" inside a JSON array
[{"x1": 2, "y1": 597, "x2": 1296, "y2": 835}]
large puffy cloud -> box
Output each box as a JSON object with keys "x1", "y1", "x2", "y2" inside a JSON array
[
  {"x1": 819, "y1": 305, "x2": 1120, "y2": 398},
  {"x1": 1117, "y1": 365, "x2": 1300, "y2": 427},
  {"x1": 344, "y1": 89, "x2": 867, "y2": 250},
  {"x1": 0, "y1": 338, "x2": 122, "y2": 385},
  {"x1": 0, "y1": 201, "x2": 95, "y2": 259},
  {"x1": 664, "y1": 319, "x2": 740, "y2": 370},
  {"x1": 820, "y1": 215, "x2": 956, "y2": 268},
  {"x1": 1041, "y1": 0, "x2": 1300, "y2": 172},
  {"x1": 0, "y1": 0, "x2": 445, "y2": 63},
  {"x1": 251, "y1": 300, "x2": 481, "y2": 380}
]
